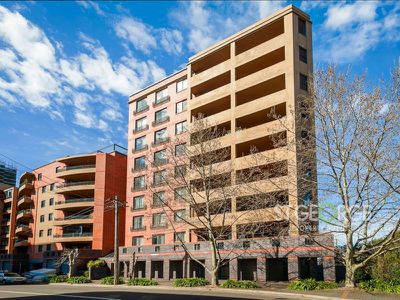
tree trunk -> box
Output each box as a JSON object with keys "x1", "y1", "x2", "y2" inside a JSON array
[
  {"x1": 344, "y1": 263, "x2": 356, "y2": 288},
  {"x1": 68, "y1": 262, "x2": 72, "y2": 278},
  {"x1": 88, "y1": 266, "x2": 92, "y2": 280},
  {"x1": 209, "y1": 241, "x2": 219, "y2": 286}
]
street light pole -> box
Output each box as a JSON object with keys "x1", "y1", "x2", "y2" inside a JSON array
[{"x1": 113, "y1": 195, "x2": 119, "y2": 285}]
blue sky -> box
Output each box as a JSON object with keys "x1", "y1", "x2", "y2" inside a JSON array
[{"x1": 0, "y1": 1, "x2": 399, "y2": 175}]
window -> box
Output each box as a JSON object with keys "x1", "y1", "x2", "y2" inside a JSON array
[
  {"x1": 133, "y1": 216, "x2": 144, "y2": 229},
  {"x1": 155, "y1": 108, "x2": 168, "y2": 124},
  {"x1": 299, "y1": 46, "x2": 307, "y2": 63},
  {"x1": 136, "y1": 98, "x2": 148, "y2": 112},
  {"x1": 152, "y1": 213, "x2": 166, "y2": 227},
  {"x1": 133, "y1": 176, "x2": 146, "y2": 190},
  {"x1": 132, "y1": 236, "x2": 144, "y2": 246},
  {"x1": 134, "y1": 136, "x2": 146, "y2": 150},
  {"x1": 175, "y1": 143, "x2": 186, "y2": 156},
  {"x1": 174, "y1": 187, "x2": 187, "y2": 200},
  {"x1": 48, "y1": 213, "x2": 53, "y2": 221},
  {"x1": 176, "y1": 100, "x2": 187, "y2": 114},
  {"x1": 300, "y1": 73, "x2": 308, "y2": 91},
  {"x1": 194, "y1": 244, "x2": 200, "y2": 250},
  {"x1": 40, "y1": 215, "x2": 45, "y2": 223},
  {"x1": 46, "y1": 244, "x2": 51, "y2": 251},
  {"x1": 174, "y1": 232, "x2": 185, "y2": 242},
  {"x1": 175, "y1": 165, "x2": 186, "y2": 178},
  {"x1": 38, "y1": 245, "x2": 43, "y2": 252},
  {"x1": 175, "y1": 121, "x2": 187, "y2": 135},
  {"x1": 39, "y1": 230, "x2": 44, "y2": 237},
  {"x1": 153, "y1": 170, "x2": 166, "y2": 186},
  {"x1": 155, "y1": 88, "x2": 168, "y2": 104},
  {"x1": 305, "y1": 168, "x2": 312, "y2": 178},
  {"x1": 37, "y1": 173, "x2": 42, "y2": 181},
  {"x1": 152, "y1": 234, "x2": 165, "y2": 245},
  {"x1": 47, "y1": 228, "x2": 52, "y2": 236},
  {"x1": 135, "y1": 117, "x2": 147, "y2": 131},
  {"x1": 176, "y1": 78, "x2": 187, "y2": 92},
  {"x1": 298, "y1": 18, "x2": 306, "y2": 36},
  {"x1": 174, "y1": 210, "x2": 186, "y2": 222},
  {"x1": 49, "y1": 198, "x2": 54, "y2": 206},
  {"x1": 154, "y1": 150, "x2": 167, "y2": 165},
  {"x1": 41, "y1": 186, "x2": 46, "y2": 193},
  {"x1": 5, "y1": 190, "x2": 12, "y2": 198},
  {"x1": 41, "y1": 200, "x2": 46, "y2": 208},
  {"x1": 134, "y1": 156, "x2": 146, "y2": 171},
  {"x1": 154, "y1": 128, "x2": 168, "y2": 144},
  {"x1": 50, "y1": 183, "x2": 55, "y2": 191},
  {"x1": 133, "y1": 195, "x2": 145, "y2": 210},
  {"x1": 303, "y1": 192, "x2": 312, "y2": 206},
  {"x1": 153, "y1": 191, "x2": 165, "y2": 207}
]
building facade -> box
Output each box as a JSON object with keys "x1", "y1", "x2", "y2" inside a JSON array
[
  {"x1": 0, "y1": 161, "x2": 17, "y2": 188},
  {"x1": 0, "y1": 147, "x2": 127, "y2": 272},
  {"x1": 121, "y1": 5, "x2": 335, "y2": 282}
]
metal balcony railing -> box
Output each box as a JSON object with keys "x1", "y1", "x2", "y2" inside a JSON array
[
  {"x1": 153, "y1": 96, "x2": 170, "y2": 107},
  {"x1": 133, "y1": 125, "x2": 149, "y2": 134},
  {"x1": 152, "y1": 137, "x2": 170, "y2": 146},
  {"x1": 134, "y1": 104, "x2": 149, "y2": 114},
  {"x1": 53, "y1": 232, "x2": 93, "y2": 238},
  {"x1": 56, "y1": 164, "x2": 96, "y2": 173},
  {"x1": 57, "y1": 181, "x2": 95, "y2": 188},
  {"x1": 132, "y1": 145, "x2": 148, "y2": 154},
  {"x1": 152, "y1": 116, "x2": 170, "y2": 126},
  {"x1": 54, "y1": 215, "x2": 93, "y2": 221},
  {"x1": 55, "y1": 198, "x2": 94, "y2": 205}
]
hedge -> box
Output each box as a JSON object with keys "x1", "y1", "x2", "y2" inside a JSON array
[
  {"x1": 288, "y1": 279, "x2": 338, "y2": 291},
  {"x1": 66, "y1": 276, "x2": 91, "y2": 284},
  {"x1": 49, "y1": 275, "x2": 67, "y2": 283},
  {"x1": 100, "y1": 276, "x2": 125, "y2": 285},
  {"x1": 173, "y1": 278, "x2": 209, "y2": 287},
  {"x1": 221, "y1": 279, "x2": 260, "y2": 289},
  {"x1": 127, "y1": 278, "x2": 158, "y2": 286},
  {"x1": 359, "y1": 279, "x2": 400, "y2": 294}
]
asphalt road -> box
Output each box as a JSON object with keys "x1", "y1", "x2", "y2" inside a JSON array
[{"x1": 0, "y1": 284, "x2": 323, "y2": 300}]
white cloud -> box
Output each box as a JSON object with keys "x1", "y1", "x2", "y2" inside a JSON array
[
  {"x1": 258, "y1": 1, "x2": 286, "y2": 19},
  {"x1": 160, "y1": 29, "x2": 183, "y2": 55},
  {"x1": 77, "y1": 1, "x2": 105, "y2": 16},
  {"x1": 102, "y1": 107, "x2": 122, "y2": 121}
]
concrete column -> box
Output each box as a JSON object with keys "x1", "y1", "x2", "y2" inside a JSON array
[
  {"x1": 184, "y1": 257, "x2": 190, "y2": 278},
  {"x1": 229, "y1": 258, "x2": 238, "y2": 280},
  {"x1": 323, "y1": 256, "x2": 335, "y2": 281},
  {"x1": 123, "y1": 261, "x2": 128, "y2": 278},
  {"x1": 287, "y1": 257, "x2": 299, "y2": 281},
  {"x1": 145, "y1": 260, "x2": 151, "y2": 279},
  {"x1": 163, "y1": 259, "x2": 170, "y2": 280},
  {"x1": 256, "y1": 257, "x2": 266, "y2": 282}
]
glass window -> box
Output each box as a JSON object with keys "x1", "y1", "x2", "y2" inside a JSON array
[
  {"x1": 46, "y1": 244, "x2": 51, "y2": 251},
  {"x1": 298, "y1": 18, "x2": 306, "y2": 36},
  {"x1": 48, "y1": 213, "x2": 53, "y2": 221},
  {"x1": 174, "y1": 210, "x2": 186, "y2": 222},
  {"x1": 49, "y1": 198, "x2": 54, "y2": 206},
  {"x1": 40, "y1": 215, "x2": 45, "y2": 223},
  {"x1": 132, "y1": 236, "x2": 144, "y2": 246},
  {"x1": 303, "y1": 192, "x2": 312, "y2": 206},
  {"x1": 134, "y1": 156, "x2": 146, "y2": 170},
  {"x1": 153, "y1": 170, "x2": 166, "y2": 186},
  {"x1": 41, "y1": 186, "x2": 46, "y2": 193},
  {"x1": 175, "y1": 165, "x2": 186, "y2": 178},
  {"x1": 50, "y1": 183, "x2": 55, "y2": 191},
  {"x1": 41, "y1": 200, "x2": 46, "y2": 208},
  {"x1": 174, "y1": 232, "x2": 185, "y2": 242},
  {"x1": 174, "y1": 187, "x2": 188, "y2": 200},
  {"x1": 39, "y1": 230, "x2": 43, "y2": 237},
  {"x1": 136, "y1": 98, "x2": 148, "y2": 112},
  {"x1": 134, "y1": 136, "x2": 146, "y2": 150},
  {"x1": 47, "y1": 228, "x2": 52, "y2": 236},
  {"x1": 300, "y1": 73, "x2": 308, "y2": 91},
  {"x1": 176, "y1": 100, "x2": 187, "y2": 114},
  {"x1": 38, "y1": 245, "x2": 43, "y2": 252},
  {"x1": 133, "y1": 216, "x2": 144, "y2": 229},
  {"x1": 135, "y1": 117, "x2": 147, "y2": 131},
  {"x1": 176, "y1": 78, "x2": 187, "y2": 93},
  {"x1": 133, "y1": 195, "x2": 145, "y2": 210},
  {"x1": 155, "y1": 88, "x2": 168, "y2": 103},
  {"x1": 152, "y1": 213, "x2": 166, "y2": 227},
  {"x1": 175, "y1": 144, "x2": 186, "y2": 156},
  {"x1": 155, "y1": 108, "x2": 168, "y2": 123},
  {"x1": 37, "y1": 173, "x2": 42, "y2": 180},
  {"x1": 5, "y1": 190, "x2": 12, "y2": 198},
  {"x1": 154, "y1": 150, "x2": 167, "y2": 165},
  {"x1": 152, "y1": 234, "x2": 165, "y2": 245},
  {"x1": 154, "y1": 128, "x2": 168, "y2": 144},
  {"x1": 134, "y1": 176, "x2": 146, "y2": 190},
  {"x1": 153, "y1": 191, "x2": 165, "y2": 207},
  {"x1": 299, "y1": 46, "x2": 307, "y2": 63},
  {"x1": 175, "y1": 121, "x2": 187, "y2": 135}
]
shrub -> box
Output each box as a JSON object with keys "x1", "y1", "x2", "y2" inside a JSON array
[
  {"x1": 359, "y1": 279, "x2": 400, "y2": 294},
  {"x1": 127, "y1": 278, "x2": 158, "y2": 286},
  {"x1": 66, "y1": 276, "x2": 91, "y2": 284},
  {"x1": 83, "y1": 271, "x2": 89, "y2": 278},
  {"x1": 221, "y1": 280, "x2": 260, "y2": 289},
  {"x1": 173, "y1": 278, "x2": 209, "y2": 287},
  {"x1": 288, "y1": 279, "x2": 338, "y2": 291},
  {"x1": 49, "y1": 275, "x2": 67, "y2": 283},
  {"x1": 100, "y1": 276, "x2": 125, "y2": 285},
  {"x1": 87, "y1": 259, "x2": 106, "y2": 269}
]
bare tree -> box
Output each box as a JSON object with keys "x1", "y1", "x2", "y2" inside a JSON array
[
  {"x1": 141, "y1": 117, "x2": 269, "y2": 286},
  {"x1": 245, "y1": 64, "x2": 400, "y2": 287},
  {"x1": 128, "y1": 252, "x2": 137, "y2": 279},
  {"x1": 56, "y1": 248, "x2": 79, "y2": 278}
]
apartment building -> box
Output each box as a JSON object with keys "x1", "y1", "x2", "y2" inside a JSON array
[
  {"x1": 0, "y1": 146, "x2": 127, "y2": 272},
  {"x1": 0, "y1": 160, "x2": 17, "y2": 188},
  {"x1": 121, "y1": 5, "x2": 335, "y2": 282}
]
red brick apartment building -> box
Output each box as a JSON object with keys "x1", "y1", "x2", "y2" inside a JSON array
[
  {"x1": 120, "y1": 5, "x2": 335, "y2": 282},
  {"x1": 0, "y1": 146, "x2": 126, "y2": 272}
]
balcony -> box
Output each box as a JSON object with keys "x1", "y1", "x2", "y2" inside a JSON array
[
  {"x1": 131, "y1": 165, "x2": 147, "y2": 173},
  {"x1": 132, "y1": 145, "x2": 148, "y2": 154},
  {"x1": 134, "y1": 104, "x2": 150, "y2": 115},
  {"x1": 150, "y1": 224, "x2": 168, "y2": 230},
  {"x1": 132, "y1": 125, "x2": 149, "y2": 134},
  {"x1": 55, "y1": 164, "x2": 96, "y2": 178},
  {"x1": 15, "y1": 224, "x2": 30, "y2": 235},
  {"x1": 53, "y1": 215, "x2": 93, "y2": 226},
  {"x1": 53, "y1": 232, "x2": 93, "y2": 243},
  {"x1": 16, "y1": 209, "x2": 32, "y2": 221},
  {"x1": 152, "y1": 137, "x2": 170, "y2": 147},
  {"x1": 56, "y1": 181, "x2": 95, "y2": 194},
  {"x1": 55, "y1": 198, "x2": 95, "y2": 210},
  {"x1": 191, "y1": 60, "x2": 230, "y2": 88},
  {"x1": 18, "y1": 181, "x2": 34, "y2": 195},
  {"x1": 4, "y1": 197, "x2": 12, "y2": 204},
  {"x1": 152, "y1": 116, "x2": 170, "y2": 127},
  {"x1": 17, "y1": 196, "x2": 33, "y2": 208},
  {"x1": 130, "y1": 205, "x2": 147, "y2": 212},
  {"x1": 14, "y1": 239, "x2": 29, "y2": 247},
  {"x1": 152, "y1": 96, "x2": 170, "y2": 107},
  {"x1": 130, "y1": 226, "x2": 146, "y2": 232}
]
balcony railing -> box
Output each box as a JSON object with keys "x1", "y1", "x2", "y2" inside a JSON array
[
  {"x1": 153, "y1": 96, "x2": 170, "y2": 107},
  {"x1": 152, "y1": 137, "x2": 170, "y2": 146},
  {"x1": 153, "y1": 159, "x2": 168, "y2": 166},
  {"x1": 53, "y1": 232, "x2": 93, "y2": 238},
  {"x1": 130, "y1": 205, "x2": 147, "y2": 212},
  {"x1": 134, "y1": 104, "x2": 149, "y2": 115},
  {"x1": 152, "y1": 116, "x2": 170, "y2": 126},
  {"x1": 55, "y1": 198, "x2": 94, "y2": 205},
  {"x1": 54, "y1": 215, "x2": 93, "y2": 221},
  {"x1": 16, "y1": 224, "x2": 30, "y2": 230},
  {"x1": 131, "y1": 185, "x2": 146, "y2": 192},
  {"x1": 150, "y1": 223, "x2": 168, "y2": 229},
  {"x1": 57, "y1": 181, "x2": 95, "y2": 188},
  {"x1": 56, "y1": 164, "x2": 96, "y2": 173},
  {"x1": 132, "y1": 165, "x2": 147, "y2": 172},
  {"x1": 17, "y1": 209, "x2": 32, "y2": 216},
  {"x1": 130, "y1": 226, "x2": 146, "y2": 232},
  {"x1": 132, "y1": 145, "x2": 148, "y2": 154},
  {"x1": 133, "y1": 125, "x2": 149, "y2": 134}
]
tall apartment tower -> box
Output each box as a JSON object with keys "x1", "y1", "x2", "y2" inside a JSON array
[
  {"x1": 0, "y1": 146, "x2": 127, "y2": 272},
  {"x1": 121, "y1": 5, "x2": 335, "y2": 282},
  {"x1": 0, "y1": 161, "x2": 17, "y2": 188}
]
